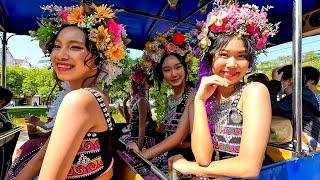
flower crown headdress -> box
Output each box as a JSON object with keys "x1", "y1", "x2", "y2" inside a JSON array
[
  {"x1": 29, "y1": 3, "x2": 130, "y2": 85},
  {"x1": 198, "y1": 0, "x2": 280, "y2": 56},
  {"x1": 142, "y1": 29, "x2": 194, "y2": 70},
  {"x1": 131, "y1": 65, "x2": 149, "y2": 97}
]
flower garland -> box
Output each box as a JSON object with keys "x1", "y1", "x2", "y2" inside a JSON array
[
  {"x1": 29, "y1": 3, "x2": 130, "y2": 85},
  {"x1": 142, "y1": 29, "x2": 194, "y2": 71}
]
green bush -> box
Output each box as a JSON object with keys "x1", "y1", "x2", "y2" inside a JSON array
[{"x1": 6, "y1": 108, "x2": 48, "y2": 119}]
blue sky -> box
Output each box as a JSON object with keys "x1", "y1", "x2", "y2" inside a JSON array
[{"x1": 5, "y1": 33, "x2": 320, "y2": 67}]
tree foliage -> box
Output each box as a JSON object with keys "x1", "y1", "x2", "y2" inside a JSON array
[{"x1": 4, "y1": 66, "x2": 58, "y2": 102}]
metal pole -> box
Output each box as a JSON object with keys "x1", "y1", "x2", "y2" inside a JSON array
[
  {"x1": 292, "y1": 0, "x2": 302, "y2": 154},
  {"x1": 1, "y1": 32, "x2": 6, "y2": 88},
  {"x1": 119, "y1": 139, "x2": 169, "y2": 180}
]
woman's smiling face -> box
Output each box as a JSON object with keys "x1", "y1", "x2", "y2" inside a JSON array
[
  {"x1": 211, "y1": 37, "x2": 249, "y2": 85},
  {"x1": 50, "y1": 26, "x2": 96, "y2": 83}
]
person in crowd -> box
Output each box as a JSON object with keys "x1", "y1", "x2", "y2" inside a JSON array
[
  {"x1": 127, "y1": 30, "x2": 196, "y2": 175},
  {"x1": 302, "y1": 66, "x2": 320, "y2": 109},
  {"x1": 169, "y1": 2, "x2": 279, "y2": 178},
  {"x1": 0, "y1": 86, "x2": 13, "y2": 133},
  {"x1": 0, "y1": 87, "x2": 14, "y2": 180},
  {"x1": 121, "y1": 65, "x2": 156, "y2": 149},
  {"x1": 6, "y1": 3, "x2": 129, "y2": 179},
  {"x1": 270, "y1": 65, "x2": 320, "y2": 142},
  {"x1": 247, "y1": 73, "x2": 269, "y2": 86},
  {"x1": 26, "y1": 81, "x2": 70, "y2": 136}
]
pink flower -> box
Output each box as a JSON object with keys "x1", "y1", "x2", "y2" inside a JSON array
[
  {"x1": 167, "y1": 43, "x2": 177, "y2": 53},
  {"x1": 246, "y1": 24, "x2": 259, "y2": 36},
  {"x1": 256, "y1": 33, "x2": 269, "y2": 50},
  {"x1": 105, "y1": 20, "x2": 123, "y2": 44},
  {"x1": 209, "y1": 18, "x2": 228, "y2": 33},
  {"x1": 57, "y1": 8, "x2": 72, "y2": 22}
]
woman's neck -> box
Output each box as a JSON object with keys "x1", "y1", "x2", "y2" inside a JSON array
[
  {"x1": 172, "y1": 81, "x2": 186, "y2": 98},
  {"x1": 69, "y1": 78, "x2": 95, "y2": 90},
  {"x1": 217, "y1": 83, "x2": 237, "y2": 100}
]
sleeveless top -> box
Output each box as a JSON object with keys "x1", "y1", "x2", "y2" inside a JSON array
[
  {"x1": 210, "y1": 83, "x2": 246, "y2": 158},
  {"x1": 163, "y1": 84, "x2": 194, "y2": 160},
  {"x1": 7, "y1": 88, "x2": 114, "y2": 180},
  {"x1": 129, "y1": 96, "x2": 153, "y2": 137}
]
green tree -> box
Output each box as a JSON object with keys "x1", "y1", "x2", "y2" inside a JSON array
[{"x1": 6, "y1": 66, "x2": 27, "y2": 97}]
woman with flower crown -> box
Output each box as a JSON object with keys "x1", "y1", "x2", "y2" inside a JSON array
[
  {"x1": 168, "y1": 2, "x2": 279, "y2": 178},
  {"x1": 6, "y1": 3, "x2": 129, "y2": 180},
  {"x1": 120, "y1": 64, "x2": 156, "y2": 150},
  {"x1": 127, "y1": 30, "x2": 196, "y2": 175}
]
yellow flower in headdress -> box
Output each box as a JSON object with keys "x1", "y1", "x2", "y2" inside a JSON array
[
  {"x1": 90, "y1": 25, "x2": 111, "y2": 51},
  {"x1": 155, "y1": 35, "x2": 166, "y2": 44},
  {"x1": 145, "y1": 41, "x2": 154, "y2": 52},
  {"x1": 67, "y1": 6, "x2": 84, "y2": 24},
  {"x1": 94, "y1": 4, "x2": 115, "y2": 21},
  {"x1": 106, "y1": 43, "x2": 126, "y2": 63},
  {"x1": 142, "y1": 56, "x2": 153, "y2": 70}
]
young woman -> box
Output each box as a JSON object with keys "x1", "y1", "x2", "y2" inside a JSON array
[
  {"x1": 121, "y1": 65, "x2": 156, "y2": 150},
  {"x1": 169, "y1": 3, "x2": 279, "y2": 178},
  {"x1": 127, "y1": 31, "x2": 196, "y2": 172},
  {"x1": 6, "y1": 3, "x2": 128, "y2": 179}
]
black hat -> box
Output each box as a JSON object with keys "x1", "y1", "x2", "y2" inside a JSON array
[{"x1": 0, "y1": 86, "x2": 13, "y2": 108}]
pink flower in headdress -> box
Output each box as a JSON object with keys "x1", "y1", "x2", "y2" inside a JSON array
[
  {"x1": 167, "y1": 43, "x2": 177, "y2": 53},
  {"x1": 209, "y1": 18, "x2": 228, "y2": 33},
  {"x1": 256, "y1": 33, "x2": 269, "y2": 49},
  {"x1": 105, "y1": 20, "x2": 123, "y2": 44},
  {"x1": 246, "y1": 23, "x2": 259, "y2": 36},
  {"x1": 57, "y1": 7, "x2": 72, "y2": 22}
]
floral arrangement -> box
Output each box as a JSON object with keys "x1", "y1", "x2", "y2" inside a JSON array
[
  {"x1": 131, "y1": 65, "x2": 149, "y2": 97},
  {"x1": 142, "y1": 30, "x2": 194, "y2": 70},
  {"x1": 198, "y1": 2, "x2": 280, "y2": 55},
  {"x1": 29, "y1": 3, "x2": 130, "y2": 85}
]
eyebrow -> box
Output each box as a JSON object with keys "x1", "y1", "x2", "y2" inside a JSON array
[
  {"x1": 162, "y1": 62, "x2": 182, "y2": 69},
  {"x1": 55, "y1": 39, "x2": 85, "y2": 44},
  {"x1": 220, "y1": 49, "x2": 247, "y2": 53}
]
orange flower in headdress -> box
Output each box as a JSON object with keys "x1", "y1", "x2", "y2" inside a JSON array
[{"x1": 68, "y1": 6, "x2": 84, "y2": 25}]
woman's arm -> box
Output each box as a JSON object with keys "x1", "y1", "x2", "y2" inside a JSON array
[
  {"x1": 38, "y1": 90, "x2": 100, "y2": 179},
  {"x1": 141, "y1": 92, "x2": 195, "y2": 159},
  {"x1": 172, "y1": 82, "x2": 272, "y2": 178},
  {"x1": 137, "y1": 98, "x2": 148, "y2": 150},
  {"x1": 123, "y1": 95, "x2": 131, "y2": 123}
]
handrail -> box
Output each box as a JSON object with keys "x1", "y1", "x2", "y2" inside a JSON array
[{"x1": 119, "y1": 139, "x2": 169, "y2": 180}]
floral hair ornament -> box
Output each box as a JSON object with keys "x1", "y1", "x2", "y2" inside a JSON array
[
  {"x1": 198, "y1": 0, "x2": 280, "y2": 56},
  {"x1": 142, "y1": 29, "x2": 195, "y2": 71},
  {"x1": 131, "y1": 64, "x2": 150, "y2": 97},
  {"x1": 29, "y1": 3, "x2": 131, "y2": 85}
]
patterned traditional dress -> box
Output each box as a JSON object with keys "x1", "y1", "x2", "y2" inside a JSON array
[
  {"x1": 121, "y1": 96, "x2": 156, "y2": 148},
  {"x1": 163, "y1": 84, "x2": 194, "y2": 160},
  {"x1": 209, "y1": 83, "x2": 246, "y2": 160},
  {"x1": 6, "y1": 88, "x2": 114, "y2": 179}
]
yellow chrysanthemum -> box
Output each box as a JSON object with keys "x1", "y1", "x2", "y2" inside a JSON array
[
  {"x1": 106, "y1": 43, "x2": 126, "y2": 63},
  {"x1": 94, "y1": 4, "x2": 115, "y2": 20},
  {"x1": 155, "y1": 35, "x2": 166, "y2": 44},
  {"x1": 90, "y1": 25, "x2": 111, "y2": 51},
  {"x1": 67, "y1": 6, "x2": 84, "y2": 24},
  {"x1": 145, "y1": 41, "x2": 154, "y2": 52},
  {"x1": 143, "y1": 56, "x2": 153, "y2": 70}
]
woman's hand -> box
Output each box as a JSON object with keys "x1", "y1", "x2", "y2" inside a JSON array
[
  {"x1": 168, "y1": 154, "x2": 191, "y2": 175},
  {"x1": 126, "y1": 142, "x2": 141, "y2": 153},
  {"x1": 196, "y1": 75, "x2": 231, "y2": 101}
]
